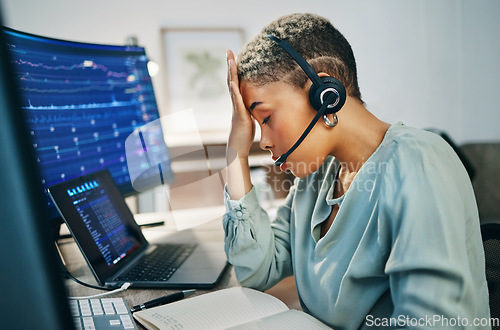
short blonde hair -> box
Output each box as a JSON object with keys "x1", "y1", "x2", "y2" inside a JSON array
[{"x1": 237, "y1": 13, "x2": 363, "y2": 103}]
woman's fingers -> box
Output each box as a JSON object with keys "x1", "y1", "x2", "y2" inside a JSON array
[
  {"x1": 226, "y1": 50, "x2": 238, "y2": 92},
  {"x1": 226, "y1": 50, "x2": 234, "y2": 88},
  {"x1": 226, "y1": 50, "x2": 255, "y2": 157},
  {"x1": 226, "y1": 51, "x2": 247, "y2": 117}
]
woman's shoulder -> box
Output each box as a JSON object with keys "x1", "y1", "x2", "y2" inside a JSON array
[
  {"x1": 386, "y1": 122, "x2": 449, "y2": 149},
  {"x1": 379, "y1": 122, "x2": 456, "y2": 165},
  {"x1": 376, "y1": 122, "x2": 469, "y2": 189}
]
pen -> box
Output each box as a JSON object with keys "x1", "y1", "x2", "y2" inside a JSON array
[{"x1": 130, "y1": 289, "x2": 196, "y2": 313}]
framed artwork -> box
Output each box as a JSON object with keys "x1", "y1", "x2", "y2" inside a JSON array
[{"x1": 162, "y1": 28, "x2": 244, "y2": 135}]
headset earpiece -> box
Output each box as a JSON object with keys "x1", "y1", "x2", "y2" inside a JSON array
[
  {"x1": 308, "y1": 76, "x2": 346, "y2": 114},
  {"x1": 267, "y1": 34, "x2": 348, "y2": 167},
  {"x1": 267, "y1": 34, "x2": 346, "y2": 114}
]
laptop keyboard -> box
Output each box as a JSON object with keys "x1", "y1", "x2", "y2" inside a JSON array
[
  {"x1": 116, "y1": 243, "x2": 196, "y2": 282},
  {"x1": 69, "y1": 297, "x2": 137, "y2": 329}
]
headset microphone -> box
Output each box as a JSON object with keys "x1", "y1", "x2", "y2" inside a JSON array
[
  {"x1": 273, "y1": 93, "x2": 335, "y2": 166},
  {"x1": 268, "y1": 35, "x2": 346, "y2": 167}
]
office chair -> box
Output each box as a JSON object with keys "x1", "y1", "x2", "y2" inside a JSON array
[{"x1": 481, "y1": 222, "x2": 500, "y2": 326}]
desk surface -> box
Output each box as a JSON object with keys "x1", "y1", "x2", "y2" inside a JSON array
[{"x1": 58, "y1": 212, "x2": 300, "y2": 326}]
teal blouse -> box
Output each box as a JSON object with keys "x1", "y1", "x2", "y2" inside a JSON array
[{"x1": 223, "y1": 123, "x2": 490, "y2": 329}]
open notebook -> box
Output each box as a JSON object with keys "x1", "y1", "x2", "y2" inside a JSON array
[{"x1": 132, "y1": 287, "x2": 332, "y2": 329}]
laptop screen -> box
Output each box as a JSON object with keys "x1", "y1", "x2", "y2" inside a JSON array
[
  {"x1": 49, "y1": 169, "x2": 148, "y2": 284},
  {"x1": 69, "y1": 177, "x2": 140, "y2": 267}
]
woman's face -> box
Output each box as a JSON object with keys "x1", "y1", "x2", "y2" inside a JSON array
[{"x1": 240, "y1": 80, "x2": 331, "y2": 178}]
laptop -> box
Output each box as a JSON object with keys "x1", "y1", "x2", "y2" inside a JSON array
[{"x1": 48, "y1": 169, "x2": 228, "y2": 289}]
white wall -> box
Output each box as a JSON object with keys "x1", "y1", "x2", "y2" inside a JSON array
[{"x1": 2, "y1": 0, "x2": 499, "y2": 144}]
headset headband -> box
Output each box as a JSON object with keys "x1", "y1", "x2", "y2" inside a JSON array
[{"x1": 268, "y1": 35, "x2": 323, "y2": 88}]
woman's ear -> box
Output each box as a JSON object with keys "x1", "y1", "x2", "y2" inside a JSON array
[
  {"x1": 304, "y1": 72, "x2": 330, "y2": 90},
  {"x1": 302, "y1": 72, "x2": 326, "y2": 92}
]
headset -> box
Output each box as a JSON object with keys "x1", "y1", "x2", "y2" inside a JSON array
[{"x1": 268, "y1": 34, "x2": 346, "y2": 167}]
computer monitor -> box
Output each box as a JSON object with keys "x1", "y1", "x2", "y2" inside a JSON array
[
  {"x1": 0, "y1": 16, "x2": 74, "y2": 329},
  {"x1": 2, "y1": 27, "x2": 173, "y2": 227}
]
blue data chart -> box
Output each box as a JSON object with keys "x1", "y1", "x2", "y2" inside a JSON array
[{"x1": 4, "y1": 28, "x2": 171, "y2": 222}]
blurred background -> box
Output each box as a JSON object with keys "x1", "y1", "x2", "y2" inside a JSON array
[
  {"x1": 3, "y1": 0, "x2": 499, "y2": 144},
  {"x1": 3, "y1": 0, "x2": 499, "y2": 214}
]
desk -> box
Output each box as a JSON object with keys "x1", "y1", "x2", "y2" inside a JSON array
[{"x1": 58, "y1": 211, "x2": 300, "y2": 328}]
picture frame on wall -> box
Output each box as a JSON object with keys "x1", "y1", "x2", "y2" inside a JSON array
[{"x1": 162, "y1": 28, "x2": 244, "y2": 136}]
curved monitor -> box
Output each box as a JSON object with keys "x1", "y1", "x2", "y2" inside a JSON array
[{"x1": 3, "y1": 27, "x2": 173, "y2": 225}]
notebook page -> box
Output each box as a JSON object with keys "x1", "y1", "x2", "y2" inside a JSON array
[
  {"x1": 133, "y1": 287, "x2": 289, "y2": 329},
  {"x1": 225, "y1": 310, "x2": 332, "y2": 329}
]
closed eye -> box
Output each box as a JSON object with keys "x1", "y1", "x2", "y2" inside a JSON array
[{"x1": 262, "y1": 116, "x2": 271, "y2": 125}]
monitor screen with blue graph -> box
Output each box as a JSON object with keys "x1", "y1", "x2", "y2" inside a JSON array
[{"x1": 3, "y1": 27, "x2": 173, "y2": 224}]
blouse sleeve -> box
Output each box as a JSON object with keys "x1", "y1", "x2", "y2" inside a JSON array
[
  {"x1": 222, "y1": 184, "x2": 296, "y2": 291},
  {"x1": 381, "y1": 137, "x2": 489, "y2": 325}
]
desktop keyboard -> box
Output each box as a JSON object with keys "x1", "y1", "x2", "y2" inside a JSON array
[{"x1": 69, "y1": 297, "x2": 137, "y2": 330}]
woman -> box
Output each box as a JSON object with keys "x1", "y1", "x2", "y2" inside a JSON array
[{"x1": 223, "y1": 13, "x2": 489, "y2": 329}]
